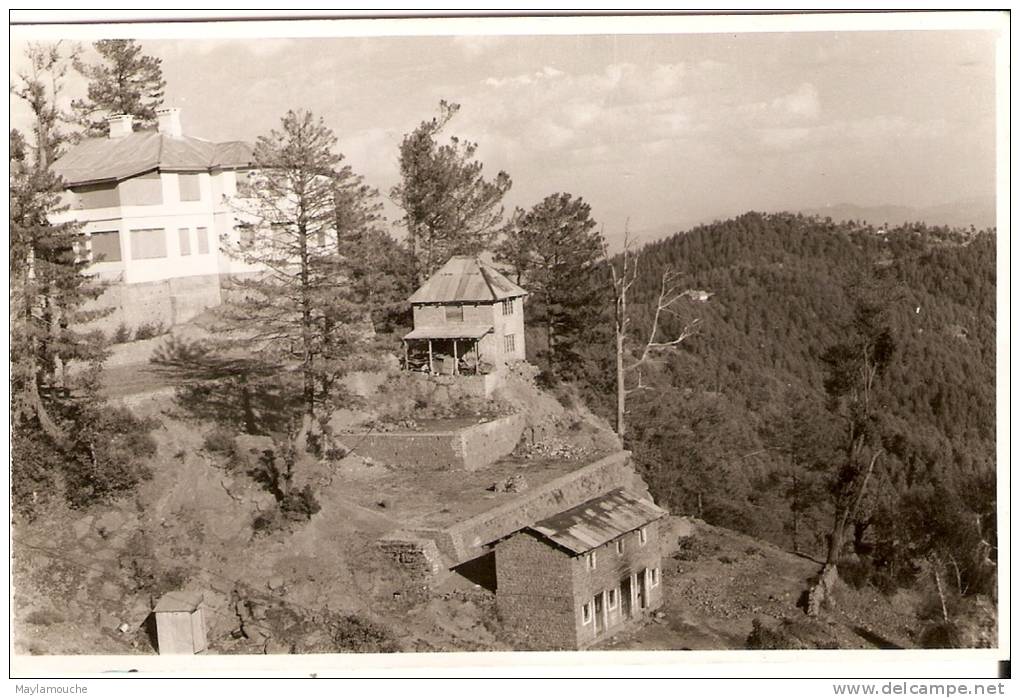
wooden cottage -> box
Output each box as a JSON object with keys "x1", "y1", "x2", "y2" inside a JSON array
[
  {"x1": 495, "y1": 489, "x2": 667, "y2": 650},
  {"x1": 403, "y1": 256, "x2": 528, "y2": 374}
]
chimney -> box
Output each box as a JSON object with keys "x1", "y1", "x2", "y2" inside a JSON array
[
  {"x1": 106, "y1": 114, "x2": 134, "y2": 139},
  {"x1": 156, "y1": 107, "x2": 183, "y2": 139}
]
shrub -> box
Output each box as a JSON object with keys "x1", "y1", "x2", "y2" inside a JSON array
[
  {"x1": 203, "y1": 426, "x2": 237, "y2": 455},
  {"x1": 920, "y1": 621, "x2": 965, "y2": 649},
  {"x1": 330, "y1": 614, "x2": 399, "y2": 653},
  {"x1": 746, "y1": 618, "x2": 805, "y2": 650},
  {"x1": 111, "y1": 323, "x2": 132, "y2": 344},
  {"x1": 252, "y1": 509, "x2": 283, "y2": 536},
  {"x1": 134, "y1": 321, "x2": 167, "y2": 341},
  {"x1": 25, "y1": 609, "x2": 65, "y2": 626},
  {"x1": 837, "y1": 557, "x2": 872, "y2": 590},
  {"x1": 281, "y1": 485, "x2": 321, "y2": 521}
]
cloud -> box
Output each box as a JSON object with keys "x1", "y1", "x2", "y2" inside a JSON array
[
  {"x1": 753, "y1": 115, "x2": 950, "y2": 154},
  {"x1": 483, "y1": 65, "x2": 564, "y2": 88},
  {"x1": 738, "y1": 82, "x2": 821, "y2": 125},
  {"x1": 453, "y1": 35, "x2": 506, "y2": 57}
]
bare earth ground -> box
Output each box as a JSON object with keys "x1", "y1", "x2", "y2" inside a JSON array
[{"x1": 14, "y1": 342, "x2": 926, "y2": 655}]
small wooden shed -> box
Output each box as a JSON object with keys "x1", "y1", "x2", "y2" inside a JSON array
[{"x1": 154, "y1": 590, "x2": 207, "y2": 655}]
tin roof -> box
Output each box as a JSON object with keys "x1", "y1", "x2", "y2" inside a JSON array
[
  {"x1": 403, "y1": 324, "x2": 493, "y2": 340},
  {"x1": 52, "y1": 131, "x2": 254, "y2": 186},
  {"x1": 154, "y1": 590, "x2": 204, "y2": 614},
  {"x1": 408, "y1": 257, "x2": 527, "y2": 304},
  {"x1": 529, "y1": 489, "x2": 667, "y2": 555}
]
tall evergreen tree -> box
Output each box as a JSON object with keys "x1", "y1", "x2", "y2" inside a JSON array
[
  {"x1": 11, "y1": 44, "x2": 152, "y2": 516},
  {"x1": 331, "y1": 166, "x2": 412, "y2": 329},
  {"x1": 72, "y1": 39, "x2": 166, "y2": 136},
  {"x1": 807, "y1": 277, "x2": 897, "y2": 614},
  {"x1": 220, "y1": 110, "x2": 363, "y2": 420},
  {"x1": 495, "y1": 192, "x2": 605, "y2": 380},
  {"x1": 391, "y1": 100, "x2": 511, "y2": 283}
]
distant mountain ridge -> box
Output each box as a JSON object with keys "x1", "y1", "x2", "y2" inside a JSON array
[
  {"x1": 632, "y1": 196, "x2": 996, "y2": 246},
  {"x1": 798, "y1": 196, "x2": 996, "y2": 231}
]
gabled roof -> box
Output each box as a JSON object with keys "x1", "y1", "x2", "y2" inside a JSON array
[
  {"x1": 408, "y1": 256, "x2": 527, "y2": 304},
  {"x1": 52, "y1": 131, "x2": 254, "y2": 186},
  {"x1": 528, "y1": 489, "x2": 667, "y2": 555}
]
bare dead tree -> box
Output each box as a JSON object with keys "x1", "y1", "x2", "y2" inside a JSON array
[{"x1": 604, "y1": 226, "x2": 700, "y2": 439}]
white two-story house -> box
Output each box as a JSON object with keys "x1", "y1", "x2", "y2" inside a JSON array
[{"x1": 51, "y1": 108, "x2": 256, "y2": 329}]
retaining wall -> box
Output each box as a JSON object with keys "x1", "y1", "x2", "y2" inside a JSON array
[
  {"x1": 343, "y1": 413, "x2": 525, "y2": 472},
  {"x1": 82, "y1": 274, "x2": 222, "y2": 334},
  {"x1": 420, "y1": 450, "x2": 648, "y2": 565}
]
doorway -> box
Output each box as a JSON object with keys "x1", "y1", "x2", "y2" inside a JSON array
[
  {"x1": 593, "y1": 592, "x2": 606, "y2": 635},
  {"x1": 637, "y1": 569, "x2": 648, "y2": 611},
  {"x1": 621, "y1": 576, "x2": 634, "y2": 620}
]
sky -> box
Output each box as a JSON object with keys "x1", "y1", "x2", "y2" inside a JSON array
[{"x1": 10, "y1": 22, "x2": 1001, "y2": 246}]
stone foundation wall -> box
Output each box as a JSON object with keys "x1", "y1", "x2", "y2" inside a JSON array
[
  {"x1": 456, "y1": 414, "x2": 526, "y2": 470},
  {"x1": 377, "y1": 533, "x2": 445, "y2": 584},
  {"x1": 343, "y1": 414, "x2": 524, "y2": 472},
  {"x1": 495, "y1": 531, "x2": 579, "y2": 650},
  {"x1": 81, "y1": 274, "x2": 222, "y2": 334}
]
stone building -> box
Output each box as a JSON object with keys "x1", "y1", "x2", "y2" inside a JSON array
[
  {"x1": 403, "y1": 256, "x2": 528, "y2": 374},
  {"x1": 495, "y1": 488, "x2": 667, "y2": 649}
]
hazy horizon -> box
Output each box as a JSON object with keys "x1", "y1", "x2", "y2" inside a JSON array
[{"x1": 10, "y1": 23, "x2": 1001, "y2": 246}]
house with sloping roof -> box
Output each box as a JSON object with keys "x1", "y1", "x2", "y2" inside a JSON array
[
  {"x1": 494, "y1": 489, "x2": 667, "y2": 649},
  {"x1": 49, "y1": 108, "x2": 256, "y2": 328},
  {"x1": 402, "y1": 256, "x2": 528, "y2": 374}
]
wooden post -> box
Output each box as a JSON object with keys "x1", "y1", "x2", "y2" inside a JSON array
[
  {"x1": 403, "y1": 340, "x2": 408, "y2": 371},
  {"x1": 474, "y1": 339, "x2": 480, "y2": 374},
  {"x1": 453, "y1": 339, "x2": 459, "y2": 375},
  {"x1": 427, "y1": 339, "x2": 434, "y2": 374}
]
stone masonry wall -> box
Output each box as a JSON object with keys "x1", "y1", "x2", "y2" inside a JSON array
[
  {"x1": 495, "y1": 532, "x2": 578, "y2": 650},
  {"x1": 456, "y1": 414, "x2": 525, "y2": 471},
  {"x1": 343, "y1": 414, "x2": 524, "y2": 472},
  {"x1": 432, "y1": 451, "x2": 645, "y2": 564},
  {"x1": 81, "y1": 274, "x2": 222, "y2": 334},
  {"x1": 571, "y1": 519, "x2": 664, "y2": 648}
]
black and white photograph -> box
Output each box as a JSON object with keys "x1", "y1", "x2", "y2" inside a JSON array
[{"x1": 7, "y1": 10, "x2": 1009, "y2": 682}]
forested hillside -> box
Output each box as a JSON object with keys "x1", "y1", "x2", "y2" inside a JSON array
[{"x1": 550, "y1": 212, "x2": 996, "y2": 642}]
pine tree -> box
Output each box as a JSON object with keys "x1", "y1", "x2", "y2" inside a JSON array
[
  {"x1": 219, "y1": 110, "x2": 364, "y2": 420},
  {"x1": 331, "y1": 165, "x2": 412, "y2": 329},
  {"x1": 11, "y1": 44, "x2": 152, "y2": 516},
  {"x1": 495, "y1": 193, "x2": 608, "y2": 380},
  {"x1": 391, "y1": 100, "x2": 511, "y2": 283},
  {"x1": 807, "y1": 277, "x2": 897, "y2": 615},
  {"x1": 72, "y1": 39, "x2": 166, "y2": 136}
]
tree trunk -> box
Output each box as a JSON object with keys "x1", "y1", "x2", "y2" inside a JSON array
[
  {"x1": 616, "y1": 330, "x2": 626, "y2": 439},
  {"x1": 791, "y1": 469, "x2": 800, "y2": 554},
  {"x1": 808, "y1": 450, "x2": 881, "y2": 615}
]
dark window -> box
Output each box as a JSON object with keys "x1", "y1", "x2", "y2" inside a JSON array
[
  {"x1": 445, "y1": 305, "x2": 464, "y2": 323},
  {"x1": 504, "y1": 334, "x2": 516, "y2": 354},
  {"x1": 90, "y1": 230, "x2": 121, "y2": 262},
  {"x1": 502, "y1": 299, "x2": 514, "y2": 315}
]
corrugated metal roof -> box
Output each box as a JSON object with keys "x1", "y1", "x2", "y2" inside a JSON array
[
  {"x1": 52, "y1": 131, "x2": 254, "y2": 186},
  {"x1": 529, "y1": 489, "x2": 667, "y2": 555},
  {"x1": 408, "y1": 256, "x2": 527, "y2": 303},
  {"x1": 403, "y1": 324, "x2": 493, "y2": 340}
]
